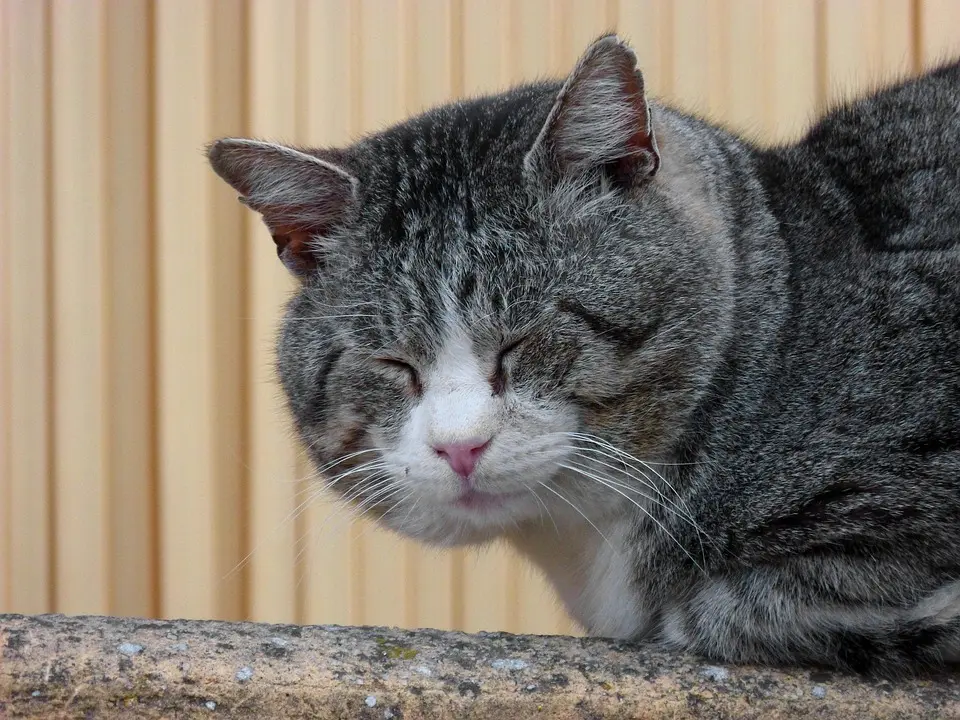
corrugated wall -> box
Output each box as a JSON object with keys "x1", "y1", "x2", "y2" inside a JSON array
[{"x1": 2, "y1": 0, "x2": 959, "y2": 632}]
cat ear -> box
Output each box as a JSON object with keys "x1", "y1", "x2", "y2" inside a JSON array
[
  {"x1": 523, "y1": 34, "x2": 660, "y2": 190},
  {"x1": 207, "y1": 138, "x2": 358, "y2": 275}
]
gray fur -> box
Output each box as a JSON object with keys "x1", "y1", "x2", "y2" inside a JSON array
[{"x1": 208, "y1": 35, "x2": 960, "y2": 676}]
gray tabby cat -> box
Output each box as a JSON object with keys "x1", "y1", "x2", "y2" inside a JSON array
[{"x1": 208, "y1": 35, "x2": 960, "y2": 676}]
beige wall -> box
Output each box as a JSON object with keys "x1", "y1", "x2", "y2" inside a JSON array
[{"x1": 2, "y1": 0, "x2": 959, "y2": 631}]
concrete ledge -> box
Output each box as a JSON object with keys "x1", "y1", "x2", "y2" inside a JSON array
[{"x1": 2, "y1": 614, "x2": 960, "y2": 719}]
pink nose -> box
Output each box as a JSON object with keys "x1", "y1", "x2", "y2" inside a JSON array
[{"x1": 433, "y1": 439, "x2": 490, "y2": 479}]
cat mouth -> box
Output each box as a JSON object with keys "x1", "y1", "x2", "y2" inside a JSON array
[{"x1": 453, "y1": 488, "x2": 522, "y2": 511}]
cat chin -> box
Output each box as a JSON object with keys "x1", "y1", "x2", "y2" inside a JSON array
[
  {"x1": 377, "y1": 501, "x2": 534, "y2": 548},
  {"x1": 382, "y1": 517, "x2": 505, "y2": 548}
]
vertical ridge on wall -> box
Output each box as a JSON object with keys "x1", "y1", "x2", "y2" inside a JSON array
[
  {"x1": 104, "y1": 0, "x2": 157, "y2": 620},
  {"x1": 506, "y1": 0, "x2": 553, "y2": 85},
  {"x1": 155, "y1": 0, "x2": 247, "y2": 622},
  {"x1": 210, "y1": 0, "x2": 249, "y2": 625},
  {"x1": 462, "y1": 0, "x2": 505, "y2": 96},
  {"x1": 919, "y1": 0, "x2": 960, "y2": 68},
  {"x1": 878, "y1": 0, "x2": 916, "y2": 76},
  {"x1": 156, "y1": 0, "x2": 216, "y2": 621},
  {"x1": 547, "y1": 0, "x2": 570, "y2": 71},
  {"x1": 0, "y1": 0, "x2": 10, "y2": 613},
  {"x1": 762, "y1": 0, "x2": 818, "y2": 142},
  {"x1": 617, "y1": 1, "x2": 671, "y2": 99},
  {"x1": 668, "y1": 0, "x2": 717, "y2": 114},
  {"x1": 245, "y1": 0, "x2": 302, "y2": 626},
  {"x1": 822, "y1": 0, "x2": 914, "y2": 106},
  {"x1": 567, "y1": 0, "x2": 619, "y2": 65},
  {"x1": 720, "y1": 0, "x2": 765, "y2": 138},
  {"x1": 4, "y1": 0, "x2": 53, "y2": 616},
  {"x1": 50, "y1": 0, "x2": 109, "y2": 614}
]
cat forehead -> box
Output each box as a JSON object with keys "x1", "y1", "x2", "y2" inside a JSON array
[
  {"x1": 327, "y1": 247, "x2": 550, "y2": 355},
  {"x1": 351, "y1": 84, "x2": 559, "y2": 198}
]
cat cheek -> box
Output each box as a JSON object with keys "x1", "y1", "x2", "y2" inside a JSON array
[{"x1": 308, "y1": 410, "x2": 368, "y2": 465}]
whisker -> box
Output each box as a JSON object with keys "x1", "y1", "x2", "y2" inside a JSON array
[
  {"x1": 223, "y1": 461, "x2": 387, "y2": 581},
  {"x1": 534, "y1": 480, "x2": 616, "y2": 553},
  {"x1": 395, "y1": 495, "x2": 423, "y2": 529},
  {"x1": 566, "y1": 433, "x2": 697, "y2": 519},
  {"x1": 355, "y1": 485, "x2": 406, "y2": 519},
  {"x1": 338, "y1": 474, "x2": 395, "y2": 508},
  {"x1": 559, "y1": 444, "x2": 660, "y2": 492},
  {"x1": 283, "y1": 467, "x2": 393, "y2": 555},
  {"x1": 565, "y1": 453, "x2": 707, "y2": 548},
  {"x1": 573, "y1": 437, "x2": 708, "y2": 565},
  {"x1": 569, "y1": 434, "x2": 708, "y2": 566},
  {"x1": 226, "y1": 487, "x2": 324, "y2": 582},
  {"x1": 351, "y1": 478, "x2": 404, "y2": 515},
  {"x1": 563, "y1": 436, "x2": 704, "y2": 548},
  {"x1": 320, "y1": 460, "x2": 391, "y2": 492},
  {"x1": 315, "y1": 447, "x2": 387, "y2": 475},
  {"x1": 294, "y1": 465, "x2": 392, "y2": 536},
  {"x1": 563, "y1": 444, "x2": 703, "y2": 535},
  {"x1": 284, "y1": 313, "x2": 379, "y2": 322},
  {"x1": 304, "y1": 472, "x2": 396, "y2": 543},
  {"x1": 559, "y1": 461, "x2": 705, "y2": 575},
  {"x1": 526, "y1": 485, "x2": 560, "y2": 538}
]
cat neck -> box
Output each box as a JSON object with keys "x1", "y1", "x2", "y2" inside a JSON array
[{"x1": 507, "y1": 515, "x2": 648, "y2": 638}]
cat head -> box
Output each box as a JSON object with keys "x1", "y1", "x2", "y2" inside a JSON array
[{"x1": 208, "y1": 35, "x2": 729, "y2": 546}]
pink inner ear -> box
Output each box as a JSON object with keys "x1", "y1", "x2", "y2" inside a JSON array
[
  {"x1": 617, "y1": 69, "x2": 660, "y2": 181},
  {"x1": 272, "y1": 229, "x2": 317, "y2": 273}
]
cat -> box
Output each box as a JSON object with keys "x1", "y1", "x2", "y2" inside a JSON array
[{"x1": 208, "y1": 35, "x2": 960, "y2": 676}]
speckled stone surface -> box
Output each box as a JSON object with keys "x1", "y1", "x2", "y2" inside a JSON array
[{"x1": 2, "y1": 613, "x2": 960, "y2": 718}]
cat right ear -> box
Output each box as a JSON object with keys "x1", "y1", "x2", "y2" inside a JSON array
[
  {"x1": 523, "y1": 34, "x2": 660, "y2": 191},
  {"x1": 207, "y1": 138, "x2": 358, "y2": 276}
]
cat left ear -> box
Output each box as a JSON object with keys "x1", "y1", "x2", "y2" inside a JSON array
[
  {"x1": 207, "y1": 138, "x2": 358, "y2": 276},
  {"x1": 524, "y1": 34, "x2": 659, "y2": 190}
]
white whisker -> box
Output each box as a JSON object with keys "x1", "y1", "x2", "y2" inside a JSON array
[
  {"x1": 535, "y1": 480, "x2": 616, "y2": 553},
  {"x1": 563, "y1": 444, "x2": 705, "y2": 536},
  {"x1": 566, "y1": 451, "x2": 708, "y2": 570},
  {"x1": 526, "y1": 485, "x2": 560, "y2": 538},
  {"x1": 559, "y1": 461, "x2": 705, "y2": 575}
]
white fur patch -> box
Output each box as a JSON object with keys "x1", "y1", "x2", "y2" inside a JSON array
[
  {"x1": 422, "y1": 324, "x2": 499, "y2": 446},
  {"x1": 510, "y1": 517, "x2": 644, "y2": 639},
  {"x1": 378, "y1": 302, "x2": 582, "y2": 546},
  {"x1": 909, "y1": 579, "x2": 960, "y2": 624},
  {"x1": 390, "y1": 321, "x2": 498, "y2": 498},
  {"x1": 580, "y1": 520, "x2": 645, "y2": 638},
  {"x1": 661, "y1": 607, "x2": 689, "y2": 648}
]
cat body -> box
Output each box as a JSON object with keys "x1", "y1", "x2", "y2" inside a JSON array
[{"x1": 209, "y1": 37, "x2": 960, "y2": 675}]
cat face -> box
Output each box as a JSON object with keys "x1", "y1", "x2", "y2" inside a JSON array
[
  {"x1": 275, "y1": 192, "x2": 652, "y2": 546},
  {"x1": 209, "y1": 36, "x2": 727, "y2": 546}
]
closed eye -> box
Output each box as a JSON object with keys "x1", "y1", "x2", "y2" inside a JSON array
[
  {"x1": 374, "y1": 356, "x2": 422, "y2": 395},
  {"x1": 497, "y1": 336, "x2": 528, "y2": 365},
  {"x1": 491, "y1": 335, "x2": 528, "y2": 395}
]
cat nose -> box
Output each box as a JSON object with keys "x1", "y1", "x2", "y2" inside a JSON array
[{"x1": 433, "y1": 438, "x2": 491, "y2": 479}]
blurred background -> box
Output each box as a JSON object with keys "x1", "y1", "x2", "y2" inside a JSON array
[{"x1": 1, "y1": 0, "x2": 959, "y2": 633}]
